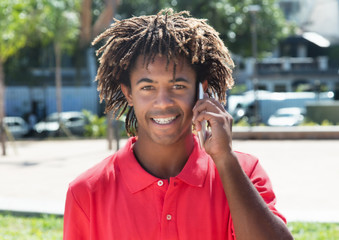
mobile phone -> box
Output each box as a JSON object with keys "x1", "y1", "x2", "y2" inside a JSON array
[{"x1": 198, "y1": 83, "x2": 206, "y2": 149}]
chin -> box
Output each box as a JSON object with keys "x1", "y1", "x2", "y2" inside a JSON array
[
  {"x1": 151, "y1": 130, "x2": 193, "y2": 146},
  {"x1": 151, "y1": 135, "x2": 181, "y2": 146}
]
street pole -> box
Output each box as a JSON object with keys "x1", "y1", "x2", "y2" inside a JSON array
[
  {"x1": 248, "y1": 5, "x2": 261, "y2": 125},
  {"x1": 0, "y1": 61, "x2": 6, "y2": 155}
]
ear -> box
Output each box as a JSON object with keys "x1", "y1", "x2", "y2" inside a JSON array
[
  {"x1": 121, "y1": 84, "x2": 133, "y2": 106},
  {"x1": 202, "y1": 80, "x2": 208, "y2": 92}
]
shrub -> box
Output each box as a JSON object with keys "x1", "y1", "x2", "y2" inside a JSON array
[{"x1": 82, "y1": 110, "x2": 107, "y2": 138}]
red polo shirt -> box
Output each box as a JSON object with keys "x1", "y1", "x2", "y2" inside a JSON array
[{"x1": 63, "y1": 136, "x2": 285, "y2": 240}]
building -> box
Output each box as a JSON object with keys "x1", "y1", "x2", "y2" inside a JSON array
[
  {"x1": 238, "y1": 0, "x2": 339, "y2": 99},
  {"x1": 5, "y1": 48, "x2": 100, "y2": 121}
]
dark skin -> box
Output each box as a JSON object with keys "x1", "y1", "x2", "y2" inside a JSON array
[
  {"x1": 121, "y1": 55, "x2": 197, "y2": 178},
  {"x1": 121, "y1": 55, "x2": 293, "y2": 240},
  {"x1": 193, "y1": 96, "x2": 293, "y2": 240}
]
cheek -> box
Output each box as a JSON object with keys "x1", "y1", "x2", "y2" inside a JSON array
[
  {"x1": 188, "y1": 88, "x2": 198, "y2": 107},
  {"x1": 130, "y1": 93, "x2": 150, "y2": 115},
  {"x1": 181, "y1": 94, "x2": 196, "y2": 113},
  {"x1": 130, "y1": 90, "x2": 146, "y2": 105}
]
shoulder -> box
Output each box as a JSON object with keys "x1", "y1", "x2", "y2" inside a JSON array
[
  {"x1": 68, "y1": 137, "x2": 136, "y2": 193},
  {"x1": 65, "y1": 153, "x2": 120, "y2": 218},
  {"x1": 69, "y1": 153, "x2": 119, "y2": 194}
]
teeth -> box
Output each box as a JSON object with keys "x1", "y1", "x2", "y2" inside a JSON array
[{"x1": 153, "y1": 116, "x2": 176, "y2": 124}]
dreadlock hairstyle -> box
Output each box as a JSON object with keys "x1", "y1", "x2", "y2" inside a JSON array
[{"x1": 92, "y1": 8, "x2": 234, "y2": 136}]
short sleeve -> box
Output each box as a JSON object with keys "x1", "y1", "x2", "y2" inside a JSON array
[
  {"x1": 63, "y1": 186, "x2": 90, "y2": 240},
  {"x1": 248, "y1": 158, "x2": 286, "y2": 223},
  {"x1": 237, "y1": 151, "x2": 286, "y2": 223},
  {"x1": 226, "y1": 152, "x2": 286, "y2": 240}
]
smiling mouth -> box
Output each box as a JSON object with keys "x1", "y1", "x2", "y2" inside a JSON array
[{"x1": 152, "y1": 116, "x2": 177, "y2": 125}]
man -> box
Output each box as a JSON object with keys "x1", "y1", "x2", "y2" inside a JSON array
[{"x1": 63, "y1": 9, "x2": 293, "y2": 240}]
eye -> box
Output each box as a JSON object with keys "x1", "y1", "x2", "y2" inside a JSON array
[
  {"x1": 141, "y1": 85, "x2": 154, "y2": 90},
  {"x1": 173, "y1": 84, "x2": 186, "y2": 89}
]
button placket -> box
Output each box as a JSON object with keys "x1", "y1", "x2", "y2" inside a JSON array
[
  {"x1": 157, "y1": 180, "x2": 164, "y2": 187},
  {"x1": 159, "y1": 177, "x2": 179, "y2": 239},
  {"x1": 166, "y1": 214, "x2": 172, "y2": 221}
]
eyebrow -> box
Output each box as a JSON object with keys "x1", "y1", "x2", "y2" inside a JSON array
[
  {"x1": 136, "y1": 78, "x2": 153, "y2": 85},
  {"x1": 136, "y1": 77, "x2": 190, "y2": 85},
  {"x1": 170, "y1": 77, "x2": 189, "y2": 83}
]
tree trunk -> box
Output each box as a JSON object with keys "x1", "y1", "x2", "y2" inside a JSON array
[
  {"x1": 79, "y1": 0, "x2": 120, "y2": 47},
  {"x1": 92, "y1": 0, "x2": 120, "y2": 38},
  {"x1": 79, "y1": 0, "x2": 93, "y2": 47},
  {"x1": 96, "y1": 0, "x2": 120, "y2": 150},
  {"x1": 54, "y1": 43, "x2": 63, "y2": 127},
  {"x1": 0, "y1": 60, "x2": 6, "y2": 156},
  {"x1": 107, "y1": 110, "x2": 113, "y2": 150}
]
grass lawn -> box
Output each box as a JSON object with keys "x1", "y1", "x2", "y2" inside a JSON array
[
  {"x1": 288, "y1": 221, "x2": 339, "y2": 240},
  {"x1": 0, "y1": 213, "x2": 63, "y2": 240},
  {"x1": 0, "y1": 213, "x2": 338, "y2": 239}
]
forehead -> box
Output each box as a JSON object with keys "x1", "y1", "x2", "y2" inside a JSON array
[{"x1": 131, "y1": 54, "x2": 196, "y2": 78}]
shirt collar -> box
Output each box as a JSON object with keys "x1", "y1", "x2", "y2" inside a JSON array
[
  {"x1": 117, "y1": 137, "x2": 158, "y2": 194},
  {"x1": 117, "y1": 135, "x2": 209, "y2": 193},
  {"x1": 176, "y1": 135, "x2": 209, "y2": 187}
]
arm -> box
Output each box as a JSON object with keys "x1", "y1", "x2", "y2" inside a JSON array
[{"x1": 193, "y1": 95, "x2": 293, "y2": 240}]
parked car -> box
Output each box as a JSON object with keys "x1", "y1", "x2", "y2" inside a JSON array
[
  {"x1": 34, "y1": 111, "x2": 87, "y2": 137},
  {"x1": 3, "y1": 116, "x2": 30, "y2": 138},
  {"x1": 267, "y1": 107, "x2": 305, "y2": 127}
]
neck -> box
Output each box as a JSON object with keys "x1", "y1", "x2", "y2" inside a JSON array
[{"x1": 133, "y1": 134, "x2": 195, "y2": 179}]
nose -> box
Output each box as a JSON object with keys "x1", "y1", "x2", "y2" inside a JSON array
[{"x1": 153, "y1": 88, "x2": 174, "y2": 108}]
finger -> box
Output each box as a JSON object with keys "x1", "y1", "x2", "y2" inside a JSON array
[
  {"x1": 205, "y1": 97, "x2": 226, "y2": 113},
  {"x1": 193, "y1": 101, "x2": 224, "y2": 121},
  {"x1": 193, "y1": 109, "x2": 211, "y2": 132},
  {"x1": 193, "y1": 111, "x2": 222, "y2": 127},
  {"x1": 194, "y1": 119, "x2": 202, "y2": 131},
  {"x1": 193, "y1": 94, "x2": 220, "y2": 111},
  {"x1": 195, "y1": 109, "x2": 233, "y2": 133}
]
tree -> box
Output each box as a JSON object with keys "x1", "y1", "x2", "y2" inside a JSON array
[
  {"x1": 36, "y1": 0, "x2": 119, "y2": 124},
  {"x1": 78, "y1": 0, "x2": 121, "y2": 150},
  {"x1": 35, "y1": 0, "x2": 81, "y2": 123},
  {"x1": 1, "y1": 0, "x2": 120, "y2": 150},
  {"x1": 80, "y1": 0, "x2": 121, "y2": 48},
  {"x1": 0, "y1": 0, "x2": 37, "y2": 155},
  {"x1": 117, "y1": 0, "x2": 290, "y2": 57}
]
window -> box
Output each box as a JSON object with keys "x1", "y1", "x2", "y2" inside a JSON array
[{"x1": 274, "y1": 84, "x2": 287, "y2": 92}]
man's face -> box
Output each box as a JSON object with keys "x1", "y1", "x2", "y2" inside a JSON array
[{"x1": 122, "y1": 55, "x2": 197, "y2": 146}]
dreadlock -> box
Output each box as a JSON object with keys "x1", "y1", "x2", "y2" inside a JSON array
[{"x1": 92, "y1": 8, "x2": 234, "y2": 136}]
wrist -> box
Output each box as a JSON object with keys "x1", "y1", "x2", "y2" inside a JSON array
[{"x1": 212, "y1": 150, "x2": 238, "y2": 172}]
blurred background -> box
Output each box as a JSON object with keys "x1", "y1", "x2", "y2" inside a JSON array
[
  {"x1": 1, "y1": 1, "x2": 339, "y2": 239},
  {"x1": 1, "y1": 0, "x2": 339, "y2": 149}
]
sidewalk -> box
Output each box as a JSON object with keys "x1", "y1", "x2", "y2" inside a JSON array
[{"x1": 0, "y1": 138, "x2": 338, "y2": 222}]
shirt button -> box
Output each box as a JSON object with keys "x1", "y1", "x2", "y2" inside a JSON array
[
  {"x1": 166, "y1": 214, "x2": 172, "y2": 221},
  {"x1": 157, "y1": 180, "x2": 164, "y2": 186}
]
